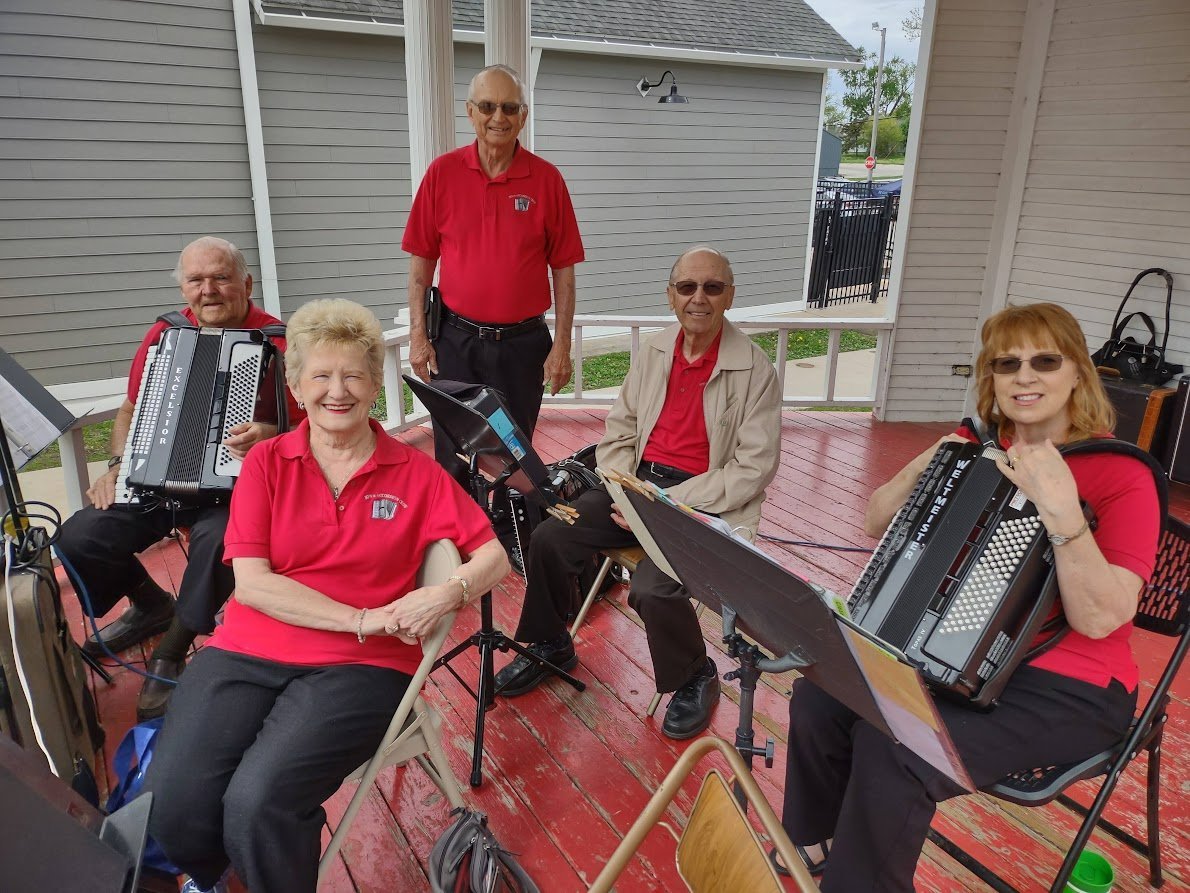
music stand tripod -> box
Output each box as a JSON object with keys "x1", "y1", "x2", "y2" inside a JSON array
[{"x1": 406, "y1": 376, "x2": 585, "y2": 787}]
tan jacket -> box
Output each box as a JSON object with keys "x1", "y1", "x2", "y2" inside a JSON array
[{"x1": 596, "y1": 320, "x2": 781, "y2": 537}]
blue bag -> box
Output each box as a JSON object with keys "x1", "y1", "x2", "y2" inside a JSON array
[{"x1": 106, "y1": 718, "x2": 181, "y2": 876}]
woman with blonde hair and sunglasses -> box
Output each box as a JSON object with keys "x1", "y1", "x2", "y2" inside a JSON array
[{"x1": 774, "y1": 303, "x2": 1161, "y2": 891}]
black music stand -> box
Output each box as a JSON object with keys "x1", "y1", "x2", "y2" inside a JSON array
[
  {"x1": 404, "y1": 375, "x2": 585, "y2": 787},
  {"x1": 621, "y1": 485, "x2": 974, "y2": 792}
]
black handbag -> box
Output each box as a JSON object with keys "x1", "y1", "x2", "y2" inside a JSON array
[
  {"x1": 428, "y1": 807, "x2": 540, "y2": 893},
  {"x1": 1091, "y1": 268, "x2": 1183, "y2": 386}
]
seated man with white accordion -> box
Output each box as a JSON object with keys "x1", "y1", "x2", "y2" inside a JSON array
[
  {"x1": 57, "y1": 237, "x2": 301, "y2": 722},
  {"x1": 776, "y1": 303, "x2": 1162, "y2": 891}
]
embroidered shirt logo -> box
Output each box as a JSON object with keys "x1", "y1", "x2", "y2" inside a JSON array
[
  {"x1": 365, "y1": 492, "x2": 406, "y2": 521},
  {"x1": 511, "y1": 194, "x2": 535, "y2": 212}
]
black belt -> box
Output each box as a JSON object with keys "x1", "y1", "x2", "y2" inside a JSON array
[
  {"x1": 443, "y1": 307, "x2": 545, "y2": 342},
  {"x1": 636, "y1": 460, "x2": 695, "y2": 483}
]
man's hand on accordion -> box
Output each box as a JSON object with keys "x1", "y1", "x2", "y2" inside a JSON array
[
  {"x1": 87, "y1": 468, "x2": 119, "y2": 511},
  {"x1": 223, "y1": 421, "x2": 278, "y2": 460}
]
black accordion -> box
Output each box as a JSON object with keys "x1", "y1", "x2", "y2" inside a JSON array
[
  {"x1": 116, "y1": 326, "x2": 282, "y2": 505},
  {"x1": 848, "y1": 441, "x2": 1059, "y2": 708}
]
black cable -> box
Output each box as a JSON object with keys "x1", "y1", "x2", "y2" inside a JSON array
[{"x1": 760, "y1": 532, "x2": 873, "y2": 554}]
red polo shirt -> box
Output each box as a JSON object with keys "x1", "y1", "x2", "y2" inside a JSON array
[
  {"x1": 402, "y1": 141, "x2": 585, "y2": 323},
  {"x1": 125, "y1": 303, "x2": 304, "y2": 424},
  {"x1": 210, "y1": 419, "x2": 496, "y2": 675},
  {"x1": 641, "y1": 331, "x2": 721, "y2": 476},
  {"x1": 956, "y1": 426, "x2": 1159, "y2": 690}
]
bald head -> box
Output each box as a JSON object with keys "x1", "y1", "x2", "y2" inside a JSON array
[
  {"x1": 468, "y1": 64, "x2": 527, "y2": 105},
  {"x1": 669, "y1": 245, "x2": 734, "y2": 285}
]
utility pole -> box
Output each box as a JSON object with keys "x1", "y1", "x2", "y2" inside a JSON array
[{"x1": 867, "y1": 21, "x2": 887, "y2": 185}]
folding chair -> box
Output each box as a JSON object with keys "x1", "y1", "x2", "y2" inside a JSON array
[
  {"x1": 317, "y1": 539, "x2": 466, "y2": 887},
  {"x1": 588, "y1": 735, "x2": 818, "y2": 893},
  {"x1": 568, "y1": 546, "x2": 707, "y2": 718},
  {"x1": 928, "y1": 516, "x2": 1190, "y2": 892}
]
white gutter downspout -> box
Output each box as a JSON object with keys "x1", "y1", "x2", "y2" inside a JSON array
[{"x1": 232, "y1": 0, "x2": 281, "y2": 317}]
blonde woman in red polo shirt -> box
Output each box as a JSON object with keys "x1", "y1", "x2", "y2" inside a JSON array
[
  {"x1": 144, "y1": 299, "x2": 508, "y2": 893},
  {"x1": 777, "y1": 303, "x2": 1160, "y2": 891}
]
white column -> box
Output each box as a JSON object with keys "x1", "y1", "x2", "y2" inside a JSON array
[
  {"x1": 484, "y1": 0, "x2": 532, "y2": 148},
  {"x1": 404, "y1": 1, "x2": 456, "y2": 195}
]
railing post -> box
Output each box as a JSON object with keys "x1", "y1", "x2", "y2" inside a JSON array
[
  {"x1": 824, "y1": 329, "x2": 842, "y2": 402},
  {"x1": 573, "y1": 323, "x2": 584, "y2": 399},
  {"x1": 775, "y1": 329, "x2": 790, "y2": 396}
]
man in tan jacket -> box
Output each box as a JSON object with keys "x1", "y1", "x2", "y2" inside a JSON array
[{"x1": 495, "y1": 246, "x2": 781, "y2": 739}]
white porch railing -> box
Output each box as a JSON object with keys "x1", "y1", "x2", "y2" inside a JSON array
[
  {"x1": 43, "y1": 313, "x2": 891, "y2": 513},
  {"x1": 379, "y1": 312, "x2": 893, "y2": 432}
]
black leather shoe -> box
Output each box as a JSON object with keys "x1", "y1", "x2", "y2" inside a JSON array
[
  {"x1": 84, "y1": 597, "x2": 175, "y2": 656},
  {"x1": 136, "y1": 658, "x2": 184, "y2": 722},
  {"x1": 494, "y1": 638, "x2": 578, "y2": 697},
  {"x1": 661, "y1": 659, "x2": 720, "y2": 740}
]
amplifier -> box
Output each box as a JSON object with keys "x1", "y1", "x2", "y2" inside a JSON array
[
  {"x1": 1161, "y1": 378, "x2": 1190, "y2": 485},
  {"x1": 1099, "y1": 374, "x2": 1176, "y2": 455}
]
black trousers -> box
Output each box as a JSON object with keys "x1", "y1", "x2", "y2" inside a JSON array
[
  {"x1": 514, "y1": 482, "x2": 708, "y2": 692},
  {"x1": 56, "y1": 502, "x2": 234, "y2": 634},
  {"x1": 781, "y1": 667, "x2": 1136, "y2": 893},
  {"x1": 430, "y1": 316, "x2": 553, "y2": 487},
  {"x1": 145, "y1": 648, "x2": 409, "y2": 893}
]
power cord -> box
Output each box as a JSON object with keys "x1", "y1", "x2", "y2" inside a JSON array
[{"x1": 759, "y1": 533, "x2": 873, "y2": 554}]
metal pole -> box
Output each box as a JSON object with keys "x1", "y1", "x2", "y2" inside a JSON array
[{"x1": 867, "y1": 22, "x2": 887, "y2": 185}]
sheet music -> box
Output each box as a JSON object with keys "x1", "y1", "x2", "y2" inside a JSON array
[
  {"x1": 601, "y1": 471, "x2": 679, "y2": 580},
  {"x1": 0, "y1": 350, "x2": 76, "y2": 472}
]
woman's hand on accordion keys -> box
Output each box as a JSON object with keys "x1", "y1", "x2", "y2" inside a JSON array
[{"x1": 995, "y1": 439, "x2": 1081, "y2": 529}]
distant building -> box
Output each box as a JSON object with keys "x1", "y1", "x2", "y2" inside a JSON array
[{"x1": 818, "y1": 129, "x2": 843, "y2": 177}]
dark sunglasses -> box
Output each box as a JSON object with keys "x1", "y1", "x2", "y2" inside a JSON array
[
  {"x1": 469, "y1": 100, "x2": 525, "y2": 116},
  {"x1": 988, "y1": 354, "x2": 1065, "y2": 375},
  {"x1": 670, "y1": 280, "x2": 729, "y2": 297}
]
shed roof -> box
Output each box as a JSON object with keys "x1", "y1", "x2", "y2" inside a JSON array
[{"x1": 257, "y1": 0, "x2": 859, "y2": 62}]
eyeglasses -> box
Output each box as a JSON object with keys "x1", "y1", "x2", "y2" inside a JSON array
[
  {"x1": 468, "y1": 100, "x2": 526, "y2": 116},
  {"x1": 988, "y1": 354, "x2": 1066, "y2": 375},
  {"x1": 669, "y1": 280, "x2": 729, "y2": 297}
]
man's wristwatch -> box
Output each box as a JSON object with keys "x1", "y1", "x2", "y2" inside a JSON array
[{"x1": 107, "y1": 455, "x2": 122, "y2": 470}]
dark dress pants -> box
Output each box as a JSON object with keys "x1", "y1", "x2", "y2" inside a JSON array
[
  {"x1": 430, "y1": 318, "x2": 553, "y2": 487},
  {"x1": 781, "y1": 666, "x2": 1136, "y2": 893},
  {"x1": 145, "y1": 648, "x2": 409, "y2": 893},
  {"x1": 514, "y1": 483, "x2": 709, "y2": 692},
  {"x1": 56, "y1": 502, "x2": 235, "y2": 634}
]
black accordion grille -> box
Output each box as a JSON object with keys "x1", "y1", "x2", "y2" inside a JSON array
[{"x1": 167, "y1": 334, "x2": 220, "y2": 482}]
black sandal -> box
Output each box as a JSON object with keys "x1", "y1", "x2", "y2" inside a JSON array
[{"x1": 769, "y1": 841, "x2": 829, "y2": 877}]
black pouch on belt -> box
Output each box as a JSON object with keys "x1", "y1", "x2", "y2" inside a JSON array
[{"x1": 425, "y1": 285, "x2": 443, "y2": 343}]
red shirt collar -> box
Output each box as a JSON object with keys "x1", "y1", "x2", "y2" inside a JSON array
[
  {"x1": 673, "y1": 329, "x2": 723, "y2": 370},
  {"x1": 464, "y1": 140, "x2": 530, "y2": 181},
  {"x1": 276, "y1": 417, "x2": 407, "y2": 467}
]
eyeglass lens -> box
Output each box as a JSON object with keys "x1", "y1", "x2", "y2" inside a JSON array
[
  {"x1": 989, "y1": 354, "x2": 1064, "y2": 374},
  {"x1": 472, "y1": 101, "x2": 524, "y2": 116},
  {"x1": 672, "y1": 280, "x2": 727, "y2": 297}
]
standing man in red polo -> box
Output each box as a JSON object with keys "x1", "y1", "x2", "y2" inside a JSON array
[{"x1": 402, "y1": 63, "x2": 584, "y2": 501}]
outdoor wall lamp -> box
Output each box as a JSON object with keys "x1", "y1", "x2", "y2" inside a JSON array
[{"x1": 635, "y1": 70, "x2": 688, "y2": 104}]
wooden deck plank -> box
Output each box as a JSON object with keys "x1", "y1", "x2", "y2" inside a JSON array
[{"x1": 55, "y1": 410, "x2": 1189, "y2": 892}]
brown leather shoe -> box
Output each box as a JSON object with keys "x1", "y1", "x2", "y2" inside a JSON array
[
  {"x1": 136, "y1": 658, "x2": 184, "y2": 722},
  {"x1": 83, "y1": 597, "x2": 175, "y2": 657}
]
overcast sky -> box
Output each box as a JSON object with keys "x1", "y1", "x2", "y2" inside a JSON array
[{"x1": 807, "y1": 0, "x2": 924, "y2": 96}]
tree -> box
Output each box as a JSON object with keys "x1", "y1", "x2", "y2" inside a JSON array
[
  {"x1": 903, "y1": 7, "x2": 923, "y2": 41},
  {"x1": 839, "y1": 48, "x2": 915, "y2": 153}
]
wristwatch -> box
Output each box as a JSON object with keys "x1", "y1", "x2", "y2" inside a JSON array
[{"x1": 107, "y1": 455, "x2": 122, "y2": 470}]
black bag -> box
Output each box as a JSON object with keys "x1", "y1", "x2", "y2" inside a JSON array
[
  {"x1": 1091, "y1": 268, "x2": 1183, "y2": 386},
  {"x1": 428, "y1": 807, "x2": 540, "y2": 893}
]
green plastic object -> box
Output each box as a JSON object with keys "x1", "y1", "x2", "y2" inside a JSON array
[{"x1": 1064, "y1": 850, "x2": 1114, "y2": 893}]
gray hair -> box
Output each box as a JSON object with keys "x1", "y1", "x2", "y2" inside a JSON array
[
  {"x1": 469, "y1": 64, "x2": 527, "y2": 106},
  {"x1": 669, "y1": 245, "x2": 734, "y2": 284},
  {"x1": 283, "y1": 298, "x2": 385, "y2": 389},
  {"x1": 173, "y1": 236, "x2": 250, "y2": 284}
]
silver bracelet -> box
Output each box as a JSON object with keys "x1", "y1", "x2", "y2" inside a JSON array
[
  {"x1": 448, "y1": 574, "x2": 471, "y2": 607},
  {"x1": 1048, "y1": 519, "x2": 1090, "y2": 547},
  {"x1": 356, "y1": 608, "x2": 368, "y2": 644}
]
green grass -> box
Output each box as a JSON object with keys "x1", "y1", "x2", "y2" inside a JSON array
[{"x1": 23, "y1": 331, "x2": 875, "y2": 472}]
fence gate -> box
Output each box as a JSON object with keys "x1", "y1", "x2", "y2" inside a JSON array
[{"x1": 808, "y1": 192, "x2": 899, "y2": 308}]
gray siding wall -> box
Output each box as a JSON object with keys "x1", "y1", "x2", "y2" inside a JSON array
[
  {"x1": 254, "y1": 27, "x2": 410, "y2": 320},
  {"x1": 0, "y1": 0, "x2": 258, "y2": 386},
  {"x1": 2, "y1": 13, "x2": 823, "y2": 385}
]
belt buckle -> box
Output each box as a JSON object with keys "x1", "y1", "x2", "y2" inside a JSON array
[{"x1": 477, "y1": 324, "x2": 501, "y2": 341}]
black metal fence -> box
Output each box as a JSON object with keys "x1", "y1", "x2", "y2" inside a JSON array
[{"x1": 808, "y1": 188, "x2": 900, "y2": 308}]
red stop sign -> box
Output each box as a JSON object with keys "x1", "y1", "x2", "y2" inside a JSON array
[{"x1": 865, "y1": 155, "x2": 876, "y2": 170}]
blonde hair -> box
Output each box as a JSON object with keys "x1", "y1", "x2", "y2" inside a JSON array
[
  {"x1": 974, "y1": 302, "x2": 1114, "y2": 444},
  {"x1": 284, "y1": 299, "x2": 384, "y2": 389}
]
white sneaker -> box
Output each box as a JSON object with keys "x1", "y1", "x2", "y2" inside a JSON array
[{"x1": 179, "y1": 875, "x2": 229, "y2": 893}]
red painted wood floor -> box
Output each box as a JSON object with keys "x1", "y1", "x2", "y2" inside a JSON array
[{"x1": 67, "y1": 410, "x2": 1190, "y2": 892}]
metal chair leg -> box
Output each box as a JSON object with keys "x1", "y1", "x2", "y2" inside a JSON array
[{"x1": 569, "y1": 555, "x2": 614, "y2": 637}]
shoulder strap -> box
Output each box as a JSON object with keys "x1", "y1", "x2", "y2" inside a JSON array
[
  {"x1": 156, "y1": 310, "x2": 190, "y2": 328},
  {"x1": 1058, "y1": 437, "x2": 1169, "y2": 526},
  {"x1": 259, "y1": 323, "x2": 286, "y2": 338},
  {"x1": 960, "y1": 416, "x2": 1000, "y2": 449}
]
